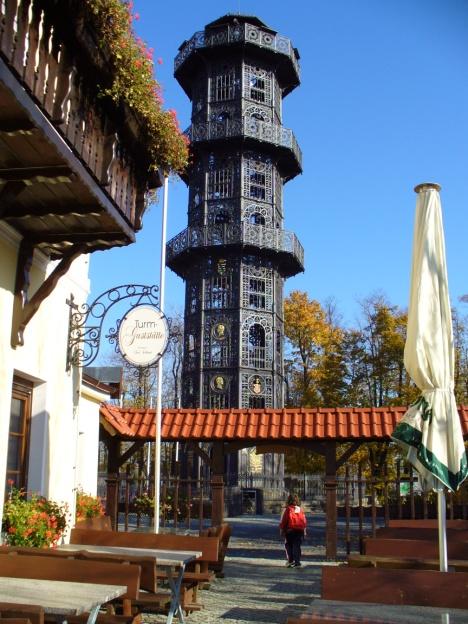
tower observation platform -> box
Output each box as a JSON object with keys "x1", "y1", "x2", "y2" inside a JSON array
[{"x1": 167, "y1": 14, "x2": 303, "y2": 414}]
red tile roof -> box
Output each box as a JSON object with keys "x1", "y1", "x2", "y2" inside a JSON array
[{"x1": 100, "y1": 404, "x2": 468, "y2": 442}]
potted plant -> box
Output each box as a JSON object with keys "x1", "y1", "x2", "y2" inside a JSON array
[{"x1": 2, "y1": 484, "x2": 69, "y2": 548}]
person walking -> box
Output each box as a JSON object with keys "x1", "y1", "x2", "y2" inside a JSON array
[{"x1": 279, "y1": 493, "x2": 307, "y2": 567}]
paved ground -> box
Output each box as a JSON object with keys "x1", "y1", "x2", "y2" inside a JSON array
[
  {"x1": 143, "y1": 513, "x2": 339, "y2": 624},
  {"x1": 141, "y1": 513, "x2": 468, "y2": 623}
]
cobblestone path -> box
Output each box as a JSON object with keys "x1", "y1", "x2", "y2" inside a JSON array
[{"x1": 143, "y1": 514, "x2": 330, "y2": 624}]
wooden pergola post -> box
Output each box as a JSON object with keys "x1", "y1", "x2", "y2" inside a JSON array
[
  {"x1": 324, "y1": 441, "x2": 337, "y2": 559},
  {"x1": 105, "y1": 437, "x2": 120, "y2": 529},
  {"x1": 211, "y1": 442, "x2": 225, "y2": 526}
]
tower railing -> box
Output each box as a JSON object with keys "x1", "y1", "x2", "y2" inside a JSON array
[
  {"x1": 187, "y1": 117, "x2": 302, "y2": 168},
  {"x1": 174, "y1": 22, "x2": 300, "y2": 79},
  {"x1": 166, "y1": 222, "x2": 304, "y2": 270}
]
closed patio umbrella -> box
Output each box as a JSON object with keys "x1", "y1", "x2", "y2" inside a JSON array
[{"x1": 391, "y1": 183, "x2": 468, "y2": 573}]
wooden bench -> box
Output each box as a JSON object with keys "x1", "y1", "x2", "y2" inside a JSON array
[
  {"x1": 69, "y1": 529, "x2": 219, "y2": 613},
  {"x1": 348, "y1": 553, "x2": 468, "y2": 572},
  {"x1": 322, "y1": 566, "x2": 468, "y2": 608},
  {"x1": 388, "y1": 518, "x2": 468, "y2": 529},
  {"x1": 375, "y1": 527, "x2": 468, "y2": 541},
  {"x1": 199, "y1": 523, "x2": 231, "y2": 577},
  {"x1": 0, "y1": 554, "x2": 141, "y2": 624},
  {"x1": 0, "y1": 605, "x2": 43, "y2": 624},
  {"x1": 363, "y1": 537, "x2": 468, "y2": 559}
]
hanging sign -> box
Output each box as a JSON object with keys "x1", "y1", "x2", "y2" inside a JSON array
[{"x1": 118, "y1": 305, "x2": 169, "y2": 367}]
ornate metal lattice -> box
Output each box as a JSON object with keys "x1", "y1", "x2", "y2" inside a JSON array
[
  {"x1": 169, "y1": 15, "x2": 303, "y2": 411},
  {"x1": 241, "y1": 372, "x2": 273, "y2": 408},
  {"x1": 203, "y1": 314, "x2": 233, "y2": 368},
  {"x1": 240, "y1": 312, "x2": 273, "y2": 369},
  {"x1": 242, "y1": 202, "x2": 272, "y2": 227},
  {"x1": 242, "y1": 155, "x2": 272, "y2": 203},
  {"x1": 241, "y1": 264, "x2": 273, "y2": 311},
  {"x1": 66, "y1": 284, "x2": 160, "y2": 370},
  {"x1": 210, "y1": 62, "x2": 239, "y2": 102},
  {"x1": 243, "y1": 63, "x2": 273, "y2": 105}
]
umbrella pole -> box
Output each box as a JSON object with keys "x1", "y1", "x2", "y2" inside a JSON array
[
  {"x1": 438, "y1": 488, "x2": 450, "y2": 624},
  {"x1": 437, "y1": 487, "x2": 448, "y2": 572}
]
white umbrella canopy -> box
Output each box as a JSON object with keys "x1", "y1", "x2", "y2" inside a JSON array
[{"x1": 392, "y1": 183, "x2": 467, "y2": 492}]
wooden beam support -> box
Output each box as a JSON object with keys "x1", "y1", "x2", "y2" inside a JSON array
[
  {"x1": 337, "y1": 441, "x2": 363, "y2": 470},
  {"x1": 186, "y1": 441, "x2": 212, "y2": 468},
  {"x1": 11, "y1": 241, "x2": 86, "y2": 347},
  {"x1": 117, "y1": 440, "x2": 146, "y2": 468}
]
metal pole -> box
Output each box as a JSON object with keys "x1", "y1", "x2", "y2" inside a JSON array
[
  {"x1": 438, "y1": 487, "x2": 448, "y2": 572},
  {"x1": 154, "y1": 176, "x2": 168, "y2": 533}
]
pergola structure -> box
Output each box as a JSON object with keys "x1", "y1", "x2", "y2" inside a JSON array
[{"x1": 100, "y1": 404, "x2": 468, "y2": 558}]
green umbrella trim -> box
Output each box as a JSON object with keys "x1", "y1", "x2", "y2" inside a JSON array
[{"x1": 392, "y1": 422, "x2": 468, "y2": 492}]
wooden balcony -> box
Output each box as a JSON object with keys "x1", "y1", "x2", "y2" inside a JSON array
[{"x1": 0, "y1": 0, "x2": 162, "y2": 261}]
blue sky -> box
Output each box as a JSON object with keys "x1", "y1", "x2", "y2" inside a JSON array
[{"x1": 88, "y1": 0, "x2": 468, "y2": 329}]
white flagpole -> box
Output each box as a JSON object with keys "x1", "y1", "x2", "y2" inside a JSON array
[{"x1": 154, "y1": 175, "x2": 168, "y2": 533}]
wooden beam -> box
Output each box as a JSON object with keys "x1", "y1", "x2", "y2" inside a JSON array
[
  {"x1": 0, "y1": 119, "x2": 37, "y2": 135},
  {"x1": 337, "y1": 441, "x2": 362, "y2": 469},
  {"x1": 11, "y1": 242, "x2": 86, "y2": 347},
  {"x1": 33, "y1": 232, "x2": 127, "y2": 243},
  {"x1": 117, "y1": 440, "x2": 145, "y2": 468},
  {"x1": 0, "y1": 181, "x2": 26, "y2": 217},
  {"x1": 0, "y1": 165, "x2": 74, "y2": 184},
  {"x1": 324, "y1": 441, "x2": 337, "y2": 560},
  {"x1": 2, "y1": 202, "x2": 102, "y2": 219},
  {"x1": 186, "y1": 441, "x2": 212, "y2": 468}
]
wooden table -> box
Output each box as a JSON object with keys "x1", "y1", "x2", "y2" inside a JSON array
[
  {"x1": 58, "y1": 543, "x2": 201, "y2": 624},
  {"x1": 0, "y1": 576, "x2": 126, "y2": 624}
]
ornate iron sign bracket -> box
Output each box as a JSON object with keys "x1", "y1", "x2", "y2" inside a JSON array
[{"x1": 66, "y1": 284, "x2": 160, "y2": 370}]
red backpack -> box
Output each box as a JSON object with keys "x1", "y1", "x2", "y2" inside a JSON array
[{"x1": 287, "y1": 505, "x2": 307, "y2": 530}]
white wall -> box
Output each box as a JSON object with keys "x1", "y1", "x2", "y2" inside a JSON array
[
  {"x1": 0, "y1": 222, "x2": 90, "y2": 522},
  {"x1": 76, "y1": 382, "x2": 109, "y2": 496}
]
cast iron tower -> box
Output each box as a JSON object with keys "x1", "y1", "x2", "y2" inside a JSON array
[{"x1": 167, "y1": 14, "x2": 303, "y2": 416}]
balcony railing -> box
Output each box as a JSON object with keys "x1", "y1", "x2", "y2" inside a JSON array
[
  {"x1": 0, "y1": 0, "x2": 157, "y2": 233},
  {"x1": 187, "y1": 117, "x2": 302, "y2": 170},
  {"x1": 175, "y1": 22, "x2": 300, "y2": 79},
  {"x1": 166, "y1": 222, "x2": 304, "y2": 275}
]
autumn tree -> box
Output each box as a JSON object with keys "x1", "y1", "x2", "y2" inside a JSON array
[
  {"x1": 453, "y1": 307, "x2": 468, "y2": 404},
  {"x1": 284, "y1": 291, "x2": 345, "y2": 406}
]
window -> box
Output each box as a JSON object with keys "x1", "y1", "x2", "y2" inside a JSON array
[
  {"x1": 249, "y1": 212, "x2": 265, "y2": 226},
  {"x1": 243, "y1": 158, "x2": 271, "y2": 202},
  {"x1": 6, "y1": 378, "x2": 33, "y2": 490},
  {"x1": 208, "y1": 166, "x2": 233, "y2": 199},
  {"x1": 211, "y1": 70, "x2": 236, "y2": 101},
  {"x1": 243, "y1": 65, "x2": 272, "y2": 105},
  {"x1": 248, "y1": 277, "x2": 266, "y2": 309},
  {"x1": 206, "y1": 275, "x2": 231, "y2": 309},
  {"x1": 248, "y1": 324, "x2": 265, "y2": 368}
]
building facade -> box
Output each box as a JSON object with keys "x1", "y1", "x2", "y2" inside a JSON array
[
  {"x1": 167, "y1": 15, "x2": 303, "y2": 420},
  {"x1": 0, "y1": 1, "x2": 162, "y2": 521}
]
